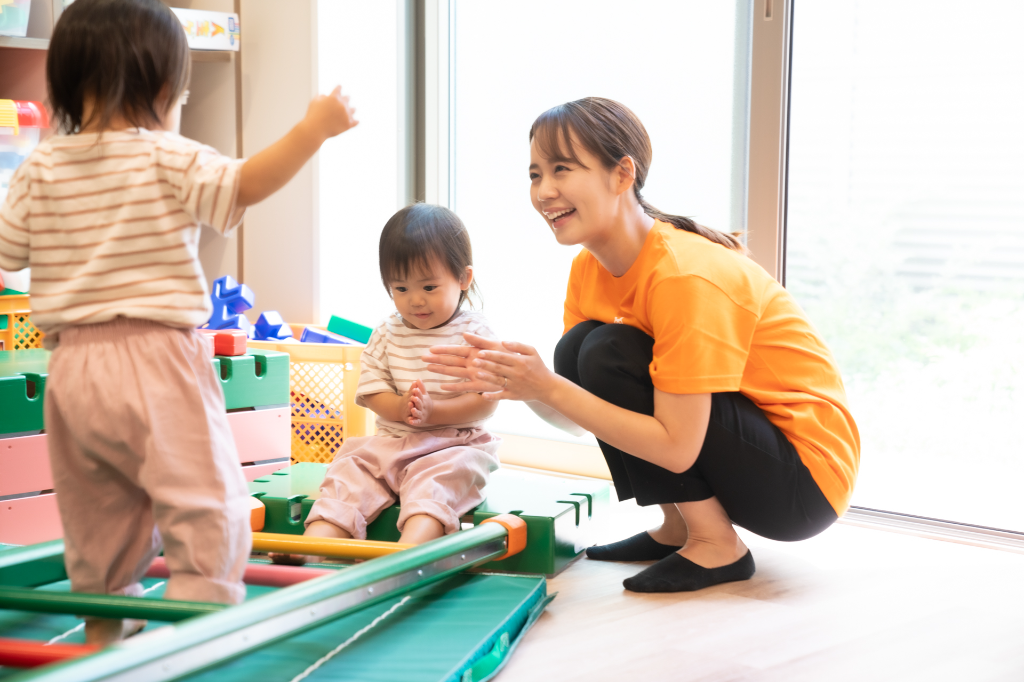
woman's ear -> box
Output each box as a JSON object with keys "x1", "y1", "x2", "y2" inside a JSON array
[
  {"x1": 461, "y1": 266, "x2": 475, "y2": 291},
  {"x1": 614, "y1": 156, "x2": 638, "y2": 196}
]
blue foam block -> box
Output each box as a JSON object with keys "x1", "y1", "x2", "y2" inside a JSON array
[
  {"x1": 254, "y1": 311, "x2": 293, "y2": 340},
  {"x1": 299, "y1": 327, "x2": 356, "y2": 345},
  {"x1": 207, "y1": 276, "x2": 255, "y2": 331}
]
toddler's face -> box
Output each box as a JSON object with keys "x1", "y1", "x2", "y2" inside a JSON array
[{"x1": 390, "y1": 258, "x2": 472, "y2": 330}]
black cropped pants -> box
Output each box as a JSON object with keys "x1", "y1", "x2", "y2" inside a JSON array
[{"x1": 555, "y1": 321, "x2": 837, "y2": 542}]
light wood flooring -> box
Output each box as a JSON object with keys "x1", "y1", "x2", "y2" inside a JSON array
[{"x1": 496, "y1": 495, "x2": 1024, "y2": 682}]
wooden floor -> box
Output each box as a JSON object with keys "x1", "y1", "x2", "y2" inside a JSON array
[{"x1": 497, "y1": 495, "x2": 1024, "y2": 682}]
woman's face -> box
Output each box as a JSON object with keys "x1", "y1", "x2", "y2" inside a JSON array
[{"x1": 529, "y1": 134, "x2": 622, "y2": 247}]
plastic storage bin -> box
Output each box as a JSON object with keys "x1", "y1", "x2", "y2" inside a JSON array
[
  {"x1": 249, "y1": 324, "x2": 375, "y2": 464},
  {"x1": 0, "y1": 293, "x2": 43, "y2": 351}
]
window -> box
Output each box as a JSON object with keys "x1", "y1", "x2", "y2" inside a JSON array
[
  {"x1": 453, "y1": 0, "x2": 750, "y2": 441},
  {"x1": 786, "y1": 1, "x2": 1024, "y2": 528}
]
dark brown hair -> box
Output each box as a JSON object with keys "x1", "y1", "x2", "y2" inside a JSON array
[
  {"x1": 529, "y1": 97, "x2": 745, "y2": 253},
  {"x1": 379, "y1": 204, "x2": 480, "y2": 309},
  {"x1": 47, "y1": 0, "x2": 191, "y2": 134}
]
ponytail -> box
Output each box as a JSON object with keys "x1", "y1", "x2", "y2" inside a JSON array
[{"x1": 636, "y1": 191, "x2": 747, "y2": 254}]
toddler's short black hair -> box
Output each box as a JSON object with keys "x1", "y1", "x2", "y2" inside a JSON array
[
  {"x1": 379, "y1": 204, "x2": 480, "y2": 309},
  {"x1": 47, "y1": 0, "x2": 191, "y2": 133}
]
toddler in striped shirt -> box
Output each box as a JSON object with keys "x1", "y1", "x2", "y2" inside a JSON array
[
  {"x1": 273, "y1": 204, "x2": 501, "y2": 564},
  {"x1": 0, "y1": 0, "x2": 357, "y2": 644}
]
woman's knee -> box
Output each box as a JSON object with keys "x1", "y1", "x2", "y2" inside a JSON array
[
  {"x1": 554, "y1": 321, "x2": 604, "y2": 384},
  {"x1": 577, "y1": 324, "x2": 656, "y2": 405}
]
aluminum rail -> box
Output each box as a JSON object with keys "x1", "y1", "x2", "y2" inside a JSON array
[{"x1": 6, "y1": 521, "x2": 511, "y2": 682}]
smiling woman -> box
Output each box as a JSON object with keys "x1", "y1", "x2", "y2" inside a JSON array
[{"x1": 426, "y1": 98, "x2": 860, "y2": 594}]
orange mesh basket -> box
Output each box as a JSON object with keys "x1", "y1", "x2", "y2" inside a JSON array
[
  {"x1": 0, "y1": 294, "x2": 44, "y2": 351},
  {"x1": 249, "y1": 324, "x2": 375, "y2": 464}
]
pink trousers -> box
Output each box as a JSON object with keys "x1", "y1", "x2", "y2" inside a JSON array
[
  {"x1": 307, "y1": 428, "x2": 501, "y2": 539},
  {"x1": 44, "y1": 318, "x2": 251, "y2": 605}
]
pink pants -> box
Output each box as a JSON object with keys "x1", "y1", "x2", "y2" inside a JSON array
[
  {"x1": 44, "y1": 318, "x2": 251, "y2": 605},
  {"x1": 307, "y1": 428, "x2": 501, "y2": 539}
]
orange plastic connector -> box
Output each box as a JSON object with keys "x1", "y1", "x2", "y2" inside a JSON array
[
  {"x1": 249, "y1": 495, "x2": 266, "y2": 532},
  {"x1": 480, "y1": 513, "x2": 527, "y2": 561}
]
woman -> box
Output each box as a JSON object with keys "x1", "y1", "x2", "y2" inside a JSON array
[{"x1": 425, "y1": 98, "x2": 859, "y2": 593}]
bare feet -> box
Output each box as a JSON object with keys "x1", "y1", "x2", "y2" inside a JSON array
[
  {"x1": 84, "y1": 618, "x2": 147, "y2": 645},
  {"x1": 269, "y1": 519, "x2": 352, "y2": 565},
  {"x1": 398, "y1": 514, "x2": 444, "y2": 545}
]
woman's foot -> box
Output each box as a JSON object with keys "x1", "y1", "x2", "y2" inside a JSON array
[
  {"x1": 269, "y1": 519, "x2": 351, "y2": 565},
  {"x1": 622, "y1": 550, "x2": 755, "y2": 593},
  {"x1": 586, "y1": 531, "x2": 682, "y2": 562},
  {"x1": 84, "y1": 617, "x2": 148, "y2": 645}
]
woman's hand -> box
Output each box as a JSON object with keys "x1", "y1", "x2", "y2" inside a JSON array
[
  {"x1": 407, "y1": 379, "x2": 434, "y2": 426},
  {"x1": 424, "y1": 332, "x2": 560, "y2": 402}
]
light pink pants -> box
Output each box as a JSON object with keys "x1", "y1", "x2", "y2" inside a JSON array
[
  {"x1": 307, "y1": 428, "x2": 501, "y2": 539},
  {"x1": 44, "y1": 318, "x2": 251, "y2": 605}
]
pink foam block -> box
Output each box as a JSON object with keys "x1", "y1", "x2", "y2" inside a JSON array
[
  {"x1": 0, "y1": 493, "x2": 63, "y2": 545},
  {"x1": 226, "y1": 406, "x2": 290, "y2": 465},
  {"x1": 0, "y1": 434, "x2": 52, "y2": 497},
  {"x1": 241, "y1": 460, "x2": 289, "y2": 481}
]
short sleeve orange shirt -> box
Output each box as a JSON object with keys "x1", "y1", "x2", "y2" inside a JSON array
[{"x1": 564, "y1": 220, "x2": 860, "y2": 514}]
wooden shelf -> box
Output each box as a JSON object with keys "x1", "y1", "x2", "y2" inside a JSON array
[
  {"x1": 0, "y1": 36, "x2": 49, "y2": 50},
  {"x1": 190, "y1": 49, "x2": 234, "y2": 63}
]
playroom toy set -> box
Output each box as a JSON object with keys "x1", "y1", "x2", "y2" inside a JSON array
[{"x1": 0, "y1": 278, "x2": 611, "y2": 679}]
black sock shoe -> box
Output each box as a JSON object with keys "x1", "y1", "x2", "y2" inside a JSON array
[
  {"x1": 622, "y1": 550, "x2": 755, "y2": 593},
  {"x1": 585, "y1": 531, "x2": 682, "y2": 562}
]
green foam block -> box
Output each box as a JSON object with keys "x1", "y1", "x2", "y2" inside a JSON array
[{"x1": 250, "y1": 463, "x2": 610, "y2": 576}]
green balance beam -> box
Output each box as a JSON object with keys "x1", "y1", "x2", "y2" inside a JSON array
[{"x1": 6, "y1": 522, "x2": 510, "y2": 682}]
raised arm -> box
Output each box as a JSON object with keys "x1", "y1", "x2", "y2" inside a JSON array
[
  {"x1": 424, "y1": 333, "x2": 711, "y2": 473},
  {"x1": 236, "y1": 86, "x2": 358, "y2": 208}
]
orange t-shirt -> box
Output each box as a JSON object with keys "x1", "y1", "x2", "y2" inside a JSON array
[{"x1": 564, "y1": 220, "x2": 860, "y2": 514}]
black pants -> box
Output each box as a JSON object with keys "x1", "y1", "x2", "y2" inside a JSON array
[{"x1": 555, "y1": 321, "x2": 838, "y2": 542}]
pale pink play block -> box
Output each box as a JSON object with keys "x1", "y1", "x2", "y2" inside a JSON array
[
  {"x1": 0, "y1": 433, "x2": 51, "y2": 497},
  {"x1": 227, "y1": 407, "x2": 290, "y2": 465},
  {"x1": 0, "y1": 493, "x2": 63, "y2": 545},
  {"x1": 241, "y1": 460, "x2": 289, "y2": 481}
]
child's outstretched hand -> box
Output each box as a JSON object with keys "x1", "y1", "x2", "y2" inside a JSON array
[
  {"x1": 305, "y1": 85, "x2": 359, "y2": 141},
  {"x1": 406, "y1": 379, "x2": 433, "y2": 426}
]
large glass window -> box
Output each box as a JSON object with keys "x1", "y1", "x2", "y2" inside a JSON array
[
  {"x1": 454, "y1": 0, "x2": 750, "y2": 442},
  {"x1": 787, "y1": 2, "x2": 1024, "y2": 528}
]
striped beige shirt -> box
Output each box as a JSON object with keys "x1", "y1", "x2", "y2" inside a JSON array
[
  {"x1": 357, "y1": 310, "x2": 497, "y2": 435},
  {"x1": 0, "y1": 129, "x2": 245, "y2": 338}
]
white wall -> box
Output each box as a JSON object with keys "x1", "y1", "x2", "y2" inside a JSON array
[
  {"x1": 239, "y1": 0, "x2": 319, "y2": 324},
  {"x1": 316, "y1": 0, "x2": 404, "y2": 328}
]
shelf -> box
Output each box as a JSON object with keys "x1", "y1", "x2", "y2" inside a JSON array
[
  {"x1": 190, "y1": 49, "x2": 234, "y2": 63},
  {"x1": 0, "y1": 36, "x2": 49, "y2": 50}
]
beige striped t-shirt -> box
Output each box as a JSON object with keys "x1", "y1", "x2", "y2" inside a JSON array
[
  {"x1": 357, "y1": 310, "x2": 497, "y2": 435},
  {"x1": 0, "y1": 129, "x2": 245, "y2": 338}
]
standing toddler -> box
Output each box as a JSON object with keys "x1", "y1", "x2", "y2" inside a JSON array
[{"x1": 0, "y1": 0, "x2": 357, "y2": 643}]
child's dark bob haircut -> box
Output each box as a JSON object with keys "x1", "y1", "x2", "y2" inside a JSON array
[
  {"x1": 47, "y1": 0, "x2": 190, "y2": 134},
  {"x1": 379, "y1": 204, "x2": 479, "y2": 308}
]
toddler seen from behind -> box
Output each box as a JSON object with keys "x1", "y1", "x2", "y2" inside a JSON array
[{"x1": 0, "y1": 0, "x2": 357, "y2": 643}]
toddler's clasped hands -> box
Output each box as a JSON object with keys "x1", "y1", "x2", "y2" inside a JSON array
[{"x1": 404, "y1": 379, "x2": 434, "y2": 426}]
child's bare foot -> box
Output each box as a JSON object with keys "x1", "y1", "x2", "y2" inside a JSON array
[
  {"x1": 269, "y1": 519, "x2": 352, "y2": 565},
  {"x1": 84, "y1": 617, "x2": 147, "y2": 645},
  {"x1": 398, "y1": 514, "x2": 444, "y2": 545}
]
